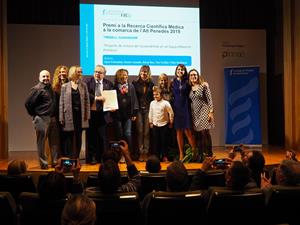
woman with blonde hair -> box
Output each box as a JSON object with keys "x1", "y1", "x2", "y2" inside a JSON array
[
  {"x1": 50, "y1": 65, "x2": 69, "y2": 158},
  {"x1": 59, "y1": 66, "x2": 90, "y2": 158},
  {"x1": 113, "y1": 69, "x2": 138, "y2": 158},
  {"x1": 132, "y1": 65, "x2": 154, "y2": 161},
  {"x1": 157, "y1": 73, "x2": 172, "y2": 102}
]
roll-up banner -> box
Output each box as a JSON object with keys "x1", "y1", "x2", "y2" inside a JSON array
[{"x1": 224, "y1": 66, "x2": 262, "y2": 146}]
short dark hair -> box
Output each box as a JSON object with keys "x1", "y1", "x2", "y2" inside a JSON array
[
  {"x1": 38, "y1": 171, "x2": 67, "y2": 200},
  {"x1": 98, "y1": 159, "x2": 121, "y2": 194},
  {"x1": 166, "y1": 161, "x2": 189, "y2": 191},
  {"x1": 102, "y1": 148, "x2": 121, "y2": 163},
  {"x1": 7, "y1": 160, "x2": 27, "y2": 176},
  {"x1": 226, "y1": 161, "x2": 250, "y2": 190},
  {"x1": 247, "y1": 151, "x2": 265, "y2": 173},
  {"x1": 146, "y1": 155, "x2": 161, "y2": 173}
]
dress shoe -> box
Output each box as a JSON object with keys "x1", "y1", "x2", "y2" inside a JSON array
[
  {"x1": 138, "y1": 154, "x2": 144, "y2": 162},
  {"x1": 89, "y1": 157, "x2": 98, "y2": 165}
]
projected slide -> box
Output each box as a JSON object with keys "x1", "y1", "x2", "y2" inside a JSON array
[{"x1": 80, "y1": 4, "x2": 200, "y2": 75}]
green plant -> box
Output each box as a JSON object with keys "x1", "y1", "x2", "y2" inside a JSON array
[{"x1": 181, "y1": 144, "x2": 194, "y2": 163}]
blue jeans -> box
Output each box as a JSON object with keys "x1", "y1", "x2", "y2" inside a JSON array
[{"x1": 115, "y1": 119, "x2": 133, "y2": 152}]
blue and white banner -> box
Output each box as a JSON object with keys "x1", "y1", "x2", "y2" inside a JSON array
[{"x1": 224, "y1": 66, "x2": 262, "y2": 145}]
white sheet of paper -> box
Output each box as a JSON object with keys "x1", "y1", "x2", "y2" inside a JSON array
[{"x1": 102, "y1": 90, "x2": 119, "y2": 111}]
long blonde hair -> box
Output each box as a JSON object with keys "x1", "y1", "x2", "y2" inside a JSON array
[
  {"x1": 68, "y1": 65, "x2": 82, "y2": 81},
  {"x1": 52, "y1": 65, "x2": 69, "y2": 93}
]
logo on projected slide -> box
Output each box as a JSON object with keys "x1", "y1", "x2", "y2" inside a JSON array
[
  {"x1": 222, "y1": 51, "x2": 245, "y2": 58},
  {"x1": 102, "y1": 9, "x2": 131, "y2": 18}
]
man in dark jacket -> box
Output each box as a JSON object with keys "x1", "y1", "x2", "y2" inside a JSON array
[
  {"x1": 25, "y1": 70, "x2": 56, "y2": 169},
  {"x1": 84, "y1": 65, "x2": 114, "y2": 164}
]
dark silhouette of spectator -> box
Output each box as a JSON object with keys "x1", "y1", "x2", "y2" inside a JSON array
[
  {"x1": 85, "y1": 140, "x2": 141, "y2": 194},
  {"x1": 243, "y1": 150, "x2": 265, "y2": 188},
  {"x1": 262, "y1": 159, "x2": 300, "y2": 189},
  {"x1": 145, "y1": 155, "x2": 161, "y2": 173},
  {"x1": 225, "y1": 161, "x2": 256, "y2": 190},
  {"x1": 38, "y1": 171, "x2": 68, "y2": 201},
  {"x1": 228, "y1": 147, "x2": 265, "y2": 188},
  {"x1": 269, "y1": 151, "x2": 299, "y2": 184},
  {"x1": 165, "y1": 160, "x2": 190, "y2": 192},
  {"x1": 142, "y1": 160, "x2": 190, "y2": 213},
  {"x1": 7, "y1": 160, "x2": 27, "y2": 176},
  {"x1": 190, "y1": 156, "x2": 216, "y2": 190},
  {"x1": 61, "y1": 195, "x2": 96, "y2": 225}
]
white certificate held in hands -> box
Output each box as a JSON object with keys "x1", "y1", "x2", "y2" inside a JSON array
[{"x1": 102, "y1": 90, "x2": 119, "y2": 111}]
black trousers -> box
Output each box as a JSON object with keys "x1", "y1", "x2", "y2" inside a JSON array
[{"x1": 86, "y1": 110, "x2": 107, "y2": 162}]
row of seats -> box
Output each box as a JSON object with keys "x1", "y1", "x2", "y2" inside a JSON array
[
  {"x1": 1, "y1": 184, "x2": 300, "y2": 225},
  {"x1": 0, "y1": 170, "x2": 226, "y2": 201}
]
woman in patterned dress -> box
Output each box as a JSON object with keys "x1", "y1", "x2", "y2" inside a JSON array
[{"x1": 189, "y1": 69, "x2": 214, "y2": 158}]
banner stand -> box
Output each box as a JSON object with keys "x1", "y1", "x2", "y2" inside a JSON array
[{"x1": 224, "y1": 66, "x2": 262, "y2": 146}]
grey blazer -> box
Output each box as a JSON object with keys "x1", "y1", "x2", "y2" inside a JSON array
[{"x1": 59, "y1": 80, "x2": 90, "y2": 131}]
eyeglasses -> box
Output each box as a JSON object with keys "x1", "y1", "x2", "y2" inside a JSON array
[{"x1": 95, "y1": 71, "x2": 104, "y2": 74}]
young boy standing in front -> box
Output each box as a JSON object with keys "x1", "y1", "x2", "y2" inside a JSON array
[{"x1": 149, "y1": 86, "x2": 174, "y2": 162}]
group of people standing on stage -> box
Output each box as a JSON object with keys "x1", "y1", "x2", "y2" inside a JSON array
[{"x1": 25, "y1": 63, "x2": 214, "y2": 169}]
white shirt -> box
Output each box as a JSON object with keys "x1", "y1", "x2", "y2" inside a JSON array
[{"x1": 149, "y1": 99, "x2": 174, "y2": 127}]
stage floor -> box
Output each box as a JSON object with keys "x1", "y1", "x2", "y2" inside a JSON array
[
  {"x1": 0, "y1": 145, "x2": 286, "y2": 173},
  {"x1": 0, "y1": 146, "x2": 286, "y2": 185}
]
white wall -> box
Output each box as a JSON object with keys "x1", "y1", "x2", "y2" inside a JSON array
[
  {"x1": 201, "y1": 29, "x2": 267, "y2": 146},
  {"x1": 8, "y1": 25, "x2": 79, "y2": 151},
  {"x1": 7, "y1": 25, "x2": 266, "y2": 151}
]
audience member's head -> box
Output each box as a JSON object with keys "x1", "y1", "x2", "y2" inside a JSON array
[
  {"x1": 61, "y1": 195, "x2": 96, "y2": 225},
  {"x1": 243, "y1": 150, "x2": 265, "y2": 173},
  {"x1": 276, "y1": 159, "x2": 300, "y2": 185},
  {"x1": 98, "y1": 159, "x2": 121, "y2": 194},
  {"x1": 243, "y1": 150, "x2": 265, "y2": 187},
  {"x1": 225, "y1": 161, "x2": 251, "y2": 190},
  {"x1": 38, "y1": 171, "x2": 67, "y2": 200},
  {"x1": 145, "y1": 155, "x2": 161, "y2": 173},
  {"x1": 7, "y1": 160, "x2": 27, "y2": 176},
  {"x1": 286, "y1": 149, "x2": 298, "y2": 161},
  {"x1": 166, "y1": 161, "x2": 189, "y2": 192},
  {"x1": 102, "y1": 148, "x2": 122, "y2": 163}
]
